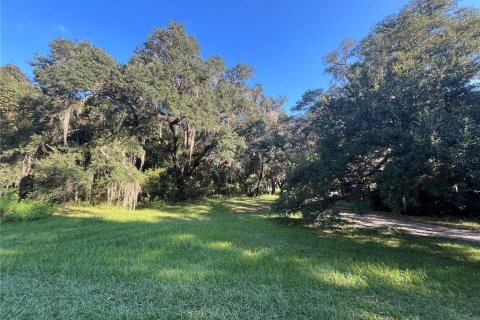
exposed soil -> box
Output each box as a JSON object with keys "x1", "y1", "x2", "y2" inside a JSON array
[{"x1": 339, "y1": 212, "x2": 480, "y2": 243}]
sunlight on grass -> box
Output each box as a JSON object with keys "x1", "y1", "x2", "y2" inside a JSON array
[
  {"x1": 241, "y1": 248, "x2": 271, "y2": 261},
  {"x1": 316, "y1": 269, "x2": 369, "y2": 288},
  {"x1": 171, "y1": 233, "x2": 196, "y2": 241},
  {"x1": 207, "y1": 241, "x2": 233, "y2": 250},
  {"x1": 66, "y1": 204, "x2": 212, "y2": 222},
  {"x1": 0, "y1": 248, "x2": 20, "y2": 257},
  {"x1": 1, "y1": 196, "x2": 479, "y2": 319},
  {"x1": 436, "y1": 242, "x2": 480, "y2": 262}
]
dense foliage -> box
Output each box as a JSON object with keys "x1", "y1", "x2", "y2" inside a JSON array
[
  {"x1": 0, "y1": 190, "x2": 55, "y2": 221},
  {"x1": 275, "y1": 0, "x2": 480, "y2": 220},
  {"x1": 0, "y1": 23, "x2": 288, "y2": 208}
]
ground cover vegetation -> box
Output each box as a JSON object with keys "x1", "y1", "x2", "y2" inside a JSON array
[{"x1": 1, "y1": 196, "x2": 479, "y2": 319}]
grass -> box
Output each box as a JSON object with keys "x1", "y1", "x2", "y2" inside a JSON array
[{"x1": 1, "y1": 195, "x2": 479, "y2": 319}]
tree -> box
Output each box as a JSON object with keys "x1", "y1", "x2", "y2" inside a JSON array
[
  {"x1": 0, "y1": 22, "x2": 286, "y2": 205},
  {"x1": 0, "y1": 65, "x2": 43, "y2": 190},
  {"x1": 32, "y1": 150, "x2": 91, "y2": 205},
  {"x1": 275, "y1": 0, "x2": 480, "y2": 220},
  {"x1": 236, "y1": 97, "x2": 290, "y2": 196},
  {"x1": 31, "y1": 39, "x2": 118, "y2": 147},
  {"x1": 90, "y1": 138, "x2": 145, "y2": 209},
  {"x1": 123, "y1": 23, "x2": 269, "y2": 199}
]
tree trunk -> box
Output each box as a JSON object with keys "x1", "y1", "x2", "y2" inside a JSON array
[
  {"x1": 271, "y1": 179, "x2": 276, "y2": 195},
  {"x1": 253, "y1": 159, "x2": 264, "y2": 197},
  {"x1": 278, "y1": 181, "x2": 284, "y2": 195},
  {"x1": 168, "y1": 120, "x2": 187, "y2": 200}
]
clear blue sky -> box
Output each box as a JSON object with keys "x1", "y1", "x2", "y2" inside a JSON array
[{"x1": 1, "y1": 0, "x2": 479, "y2": 110}]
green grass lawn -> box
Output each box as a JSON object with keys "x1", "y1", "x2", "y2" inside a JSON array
[{"x1": 1, "y1": 196, "x2": 479, "y2": 319}]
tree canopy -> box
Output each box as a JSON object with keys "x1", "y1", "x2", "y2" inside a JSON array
[
  {"x1": 274, "y1": 0, "x2": 480, "y2": 219},
  {"x1": 0, "y1": 22, "x2": 288, "y2": 208}
]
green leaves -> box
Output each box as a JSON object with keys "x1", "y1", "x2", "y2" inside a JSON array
[
  {"x1": 32, "y1": 39, "x2": 118, "y2": 97},
  {"x1": 32, "y1": 150, "x2": 91, "y2": 203},
  {"x1": 278, "y1": 0, "x2": 480, "y2": 218}
]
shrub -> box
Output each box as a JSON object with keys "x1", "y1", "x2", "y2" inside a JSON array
[
  {"x1": 141, "y1": 167, "x2": 176, "y2": 201},
  {"x1": 0, "y1": 189, "x2": 19, "y2": 214},
  {"x1": 0, "y1": 189, "x2": 55, "y2": 221}
]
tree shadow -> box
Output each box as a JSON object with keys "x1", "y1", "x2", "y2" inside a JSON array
[{"x1": 1, "y1": 200, "x2": 479, "y2": 319}]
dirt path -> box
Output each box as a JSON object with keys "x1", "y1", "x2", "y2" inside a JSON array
[{"x1": 339, "y1": 212, "x2": 480, "y2": 243}]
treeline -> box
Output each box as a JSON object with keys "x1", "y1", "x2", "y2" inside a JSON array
[
  {"x1": 1, "y1": 0, "x2": 479, "y2": 218},
  {"x1": 0, "y1": 23, "x2": 290, "y2": 208}
]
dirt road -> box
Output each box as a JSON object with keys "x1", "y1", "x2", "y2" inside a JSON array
[{"x1": 339, "y1": 212, "x2": 480, "y2": 243}]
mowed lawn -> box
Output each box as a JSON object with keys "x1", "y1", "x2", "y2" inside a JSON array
[{"x1": 1, "y1": 196, "x2": 479, "y2": 320}]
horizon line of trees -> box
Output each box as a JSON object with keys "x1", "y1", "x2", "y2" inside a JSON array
[
  {"x1": 1, "y1": 0, "x2": 479, "y2": 218},
  {"x1": 1, "y1": 22, "x2": 291, "y2": 209}
]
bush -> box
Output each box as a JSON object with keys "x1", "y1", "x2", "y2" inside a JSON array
[
  {"x1": 0, "y1": 190, "x2": 55, "y2": 221},
  {"x1": 141, "y1": 167, "x2": 177, "y2": 201},
  {"x1": 0, "y1": 189, "x2": 19, "y2": 214}
]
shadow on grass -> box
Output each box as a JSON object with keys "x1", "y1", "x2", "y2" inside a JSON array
[
  {"x1": 1, "y1": 197, "x2": 479, "y2": 319},
  {"x1": 274, "y1": 215, "x2": 479, "y2": 266}
]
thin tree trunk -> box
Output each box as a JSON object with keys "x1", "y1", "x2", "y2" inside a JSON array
[
  {"x1": 253, "y1": 160, "x2": 264, "y2": 197},
  {"x1": 168, "y1": 121, "x2": 187, "y2": 199}
]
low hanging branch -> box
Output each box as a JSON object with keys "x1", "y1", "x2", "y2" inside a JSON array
[
  {"x1": 122, "y1": 181, "x2": 141, "y2": 210},
  {"x1": 58, "y1": 90, "x2": 98, "y2": 147},
  {"x1": 158, "y1": 117, "x2": 163, "y2": 138}
]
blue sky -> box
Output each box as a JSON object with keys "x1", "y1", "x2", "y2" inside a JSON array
[{"x1": 2, "y1": 0, "x2": 479, "y2": 110}]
